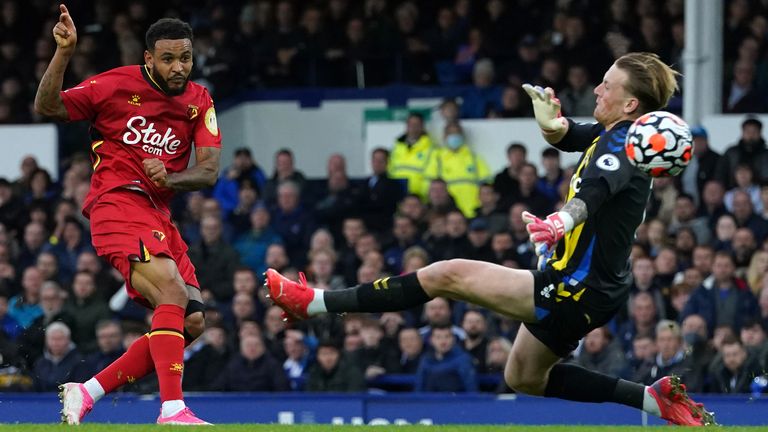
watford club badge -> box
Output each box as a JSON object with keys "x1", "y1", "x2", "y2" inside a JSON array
[
  {"x1": 187, "y1": 104, "x2": 199, "y2": 120},
  {"x1": 152, "y1": 230, "x2": 166, "y2": 242}
]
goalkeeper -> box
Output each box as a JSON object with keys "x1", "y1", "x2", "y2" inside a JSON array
[{"x1": 265, "y1": 53, "x2": 714, "y2": 426}]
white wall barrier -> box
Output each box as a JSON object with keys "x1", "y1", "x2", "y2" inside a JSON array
[{"x1": 0, "y1": 124, "x2": 58, "y2": 180}]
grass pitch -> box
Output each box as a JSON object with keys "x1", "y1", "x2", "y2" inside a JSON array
[{"x1": 0, "y1": 426, "x2": 767, "y2": 431}]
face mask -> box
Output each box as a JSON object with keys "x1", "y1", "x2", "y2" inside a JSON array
[
  {"x1": 683, "y1": 332, "x2": 703, "y2": 346},
  {"x1": 446, "y1": 134, "x2": 464, "y2": 150}
]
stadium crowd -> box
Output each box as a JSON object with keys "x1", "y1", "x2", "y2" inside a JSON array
[
  {"x1": 1, "y1": 0, "x2": 767, "y2": 126},
  {"x1": 1, "y1": 109, "x2": 768, "y2": 394},
  {"x1": 1, "y1": 0, "x2": 768, "y2": 396}
]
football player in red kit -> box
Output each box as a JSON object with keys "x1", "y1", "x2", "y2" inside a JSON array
[{"x1": 35, "y1": 4, "x2": 220, "y2": 425}]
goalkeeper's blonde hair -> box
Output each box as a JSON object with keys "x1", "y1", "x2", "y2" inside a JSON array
[{"x1": 615, "y1": 52, "x2": 680, "y2": 114}]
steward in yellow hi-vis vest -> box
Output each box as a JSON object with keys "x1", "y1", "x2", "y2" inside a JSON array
[
  {"x1": 424, "y1": 121, "x2": 491, "y2": 217},
  {"x1": 388, "y1": 113, "x2": 436, "y2": 199}
]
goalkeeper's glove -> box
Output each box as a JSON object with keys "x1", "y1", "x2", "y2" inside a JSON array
[
  {"x1": 522, "y1": 84, "x2": 568, "y2": 137},
  {"x1": 521, "y1": 210, "x2": 574, "y2": 255}
]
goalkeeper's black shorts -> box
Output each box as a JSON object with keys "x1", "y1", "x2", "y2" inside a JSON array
[{"x1": 525, "y1": 267, "x2": 628, "y2": 358}]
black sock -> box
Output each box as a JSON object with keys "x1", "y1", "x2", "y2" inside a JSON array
[
  {"x1": 544, "y1": 364, "x2": 644, "y2": 409},
  {"x1": 324, "y1": 273, "x2": 432, "y2": 313}
]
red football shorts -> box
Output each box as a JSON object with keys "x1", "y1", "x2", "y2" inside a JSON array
[{"x1": 89, "y1": 188, "x2": 199, "y2": 309}]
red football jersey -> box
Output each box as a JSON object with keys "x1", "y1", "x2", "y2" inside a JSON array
[{"x1": 61, "y1": 65, "x2": 222, "y2": 217}]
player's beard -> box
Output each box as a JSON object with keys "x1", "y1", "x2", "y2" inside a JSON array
[{"x1": 151, "y1": 66, "x2": 188, "y2": 96}]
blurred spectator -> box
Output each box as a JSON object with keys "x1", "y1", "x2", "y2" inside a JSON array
[
  {"x1": 383, "y1": 215, "x2": 420, "y2": 274},
  {"x1": 390, "y1": 113, "x2": 435, "y2": 200},
  {"x1": 473, "y1": 184, "x2": 506, "y2": 233},
  {"x1": 485, "y1": 336, "x2": 512, "y2": 374},
  {"x1": 355, "y1": 319, "x2": 399, "y2": 380},
  {"x1": 668, "y1": 194, "x2": 711, "y2": 246},
  {"x1": 35, "y1": 252, "x2": 59, "y2": 283},
  {"x1": 414, "y1": 323, "x2": 477, "y2": 392},
  {"x1": 0, "y1": 290, "x2": 21, "y2": 340},
  {"x1": 709, "y1": 337, "x2": 763, "y2": 393},
  {"x1": 746, "y1": 250, "x2": 768, "y2": 294},
  {"x1": 17, "y1": 222, "x2": 47, "y2": 272},
  {"x1": 263, "y1": 305, "x2": 287, "y2": 359},
  {"x1": 739, "y1": 318, "x2": 767, "y2": 354},
  {"x1": 682, "y1": 127, "x2": 722, "y2": 204},
  {"x1": 537, "y1": 148, "x2": 564, "y2": 204},
  {"x1": 723, "y1": 60, "x2": 765, "y2": 113},
  {"x1": 419, "y1": 297, "x2": 466, "y2": 342},
  {"x1": 306, "y1": 339, "x2": 366, "y2": 392},
  {"x1": 234, "y1": 205, "x2": 282, "y2": 275},
  {"x1": 185, "y1": 325, "x2": 231, "y2": 391},
  {"x1": 0, "y1": 179, "x2": 24, "y2": 235},
  {"x1": 270, "y1": 181, "x2": 315, "y2": 268},
  {"x1": 64, "y1": 271, "x2": 111, "y2": 353},
  {"x1": 282, "y1": 330, "x2": 309, "y2": 390},
  {"x1": 731, "y1": 190, "x2": 768, "y2": 244},
  {"x1": 18, "y1": 281, "x2": 76, "y2": 367},
  {"x1": 431, "y1": 210, "x2": 470, "y2": 261},
  {"x1": 725, "y1": 165, "x2": 763, "y2": 214},
  {"x1": 634, "y1": 320, "x2": 693, "y2": 387},
  {"x1": 8, "y1": 267, "x2": 44, "y2": 329},
  {"x1": 426, "y1": 179, "x2": 459, "y2": 216},
  {"x1": 494, "y1": 86, "x2": 532, "y2": 118},
  {"x1": 211, "y1": 334, "x2": 288, "y2": 391},
  {"x1": 73, "y1": 320, "x2": 124, "y2": 383},
  {"x1": 32, "y1": 322, "x2": 82, "y2": 392},
  {"x1": 462, "y1": 310, "x2": 489, "y2": 373},
  {"x1": 466, "y1": 218, "x2": 495, "y2": 263},
  {"x1": 213, "y1": 148, "x2": 266, "y2": 213},
  {"x1": 43, "y1": 217, "x2": 92, "y2": 285},
  {"x1": 573, "y1": 326, "x2": 626, "y2": 378},
  {"x1": 516, "y1": 163, "x2": 554, "y2": 216},
  {"x1": 698, "y1": 180, "x2": 728, "y2": 228},
  {"x1": 361, "y1": 148, "x2": 404, "y2": 234},
  {"x1": 732, "y1": 228, "x2": 757, "y2": 270},
  {"x1": 461, "y1": 59, "x2": 501, "y2": 119},
  {"x1": 189, "y1": 215, "x2": 239, "y2": 303},
  {"x1": 718, "y1": 118, "x2": 768, "y2": 189},
  {"x1": 262, "y1": 149, "x2": 307, "y2": 206},
  {"x1": 625, "y1": 334, "x2": 656, "y2": 380},
  {"x1": 617, "y1": 292, "x2": 658, "y2": 358},
  {"x1": 397, "y1": 327, "x2": 424, "y2": 374},
  {"x1": 314, "y1": 156, "x2": 361, "y2": 240},
  {"x1": 425, "y1": 121, "x2": 491, "y2": 217},
  {"x1": 682, "y1": 252, "x2": 759, "y2": 335},
  {"x1": 306, "y1": 248, "x2": 345, "y2": 291},
  {"x1": 680, "y1": 314, "x2": 715, "y2": 393},
  {"x1": 559, "y1": 64, "x2": 596, "y2": 116}
]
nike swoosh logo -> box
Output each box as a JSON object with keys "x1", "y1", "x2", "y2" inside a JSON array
[{"x1": 64, "y1": 86, "x2": 86, "y2": 92}]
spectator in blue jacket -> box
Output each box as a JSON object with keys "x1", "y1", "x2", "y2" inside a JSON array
[
  {"x1": 213, "y1": 147, "x2": 266, "y2": 213},
  {"x1": 270, "y1": 181, "x2": 316, "y2": 268},
  {"x1": 681, "y1": 251, "x2": 759, "y2": 335},
  {"x1": 42, "y1": 217, "x2": 93, "y2": 285},
  {"x1": 415, "y1": 323, "x2": 477, "y2": 392},
  {"x1": 234, "y1": 204, "x2": 282, "y2": 275}
]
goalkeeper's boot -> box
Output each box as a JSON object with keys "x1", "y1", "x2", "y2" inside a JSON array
[
  {"x1": 59, "y1": 382, "x2": 94, "y2": 425},
  {"x1": 648, "y1": 376, "x2": 716, "y2": 426},
  {"x1": 264, "y1": 268, "x2": 313, "y2": 321},
  {"x1": 157, "y1": 407, "x2": 213, "y2": 425}
]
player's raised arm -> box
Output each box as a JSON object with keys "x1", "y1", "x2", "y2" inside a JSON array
[{"x1": 34, "y1": 4, "x2": 77, "y2": 120}]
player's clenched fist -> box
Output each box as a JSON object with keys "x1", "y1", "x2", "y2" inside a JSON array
[
  {"x1": 143, "y1": 158, "x2": 168, "y2": 187},
  {"x1": 53, "y1": 4, "x2": 77, "y2": 51}
]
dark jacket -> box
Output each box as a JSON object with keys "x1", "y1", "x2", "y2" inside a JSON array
[
  {"x1": 63, "y1": 296, "x2": 112, "y2": 353},
  {"x1": 306, "y1": 357, "x2": 366, "y2": 392},
  {"x1": 188, "y1": 239, "x2": 240, "y2": 302},
  {"x1": 414, "y1": 345, "x2": 477, "y2": 392},
  {"x1": 32, "y1": 347, "x2": 83, "y2": 392},
  {"x1": 73, "y1": 348, "x2": 124, "y2": 383},
  {"x1": 708, "y1": 353, "x2": 763, "y2": 393},
  {"x1": 17, "y1": 311, "x2": 78, "y2": 368},
  {"x1": 184, "y1": 344, "x2": 232, "y2": 391},
  {"x1": 573, "y1": 342, "x2": 627, "y2": 378},
  {"x1": 361, "y1": 174, "x2": 405, "y2": 234},
  {"x1": 681, "y1": 277, "x2": 759, "y2": 336},
  {"x1": 211, "y1": 352, "x2": 289, "y2": 392},
  {"x1": 717, "y1": 138, "x2": 768, "y2": 188},
  {"x1": 633, "y1": 351, "x2": 695, "y2": 388}
]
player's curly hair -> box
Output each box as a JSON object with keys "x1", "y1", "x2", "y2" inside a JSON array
[
  {"x1": 145, "y1": 18, "x2": 193, "y2": 51},
  {"x1": 615, "y1": 52, "x2": 680, "y2": 114}
]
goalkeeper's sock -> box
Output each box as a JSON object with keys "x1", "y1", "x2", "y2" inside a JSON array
[
  {"x1": 544, "y1": 364, "x2": 644, "y2": 409},
  {"x1": 323, "y1": 273, "x2": 431, "y2": 313},
  {"x1": 642, "y1": 387, "x2": 662, "y2": 416}
]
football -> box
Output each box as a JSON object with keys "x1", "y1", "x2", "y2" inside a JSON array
[{"x1": 624, "y1": 111, "x2": 694, "y2": 177}]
